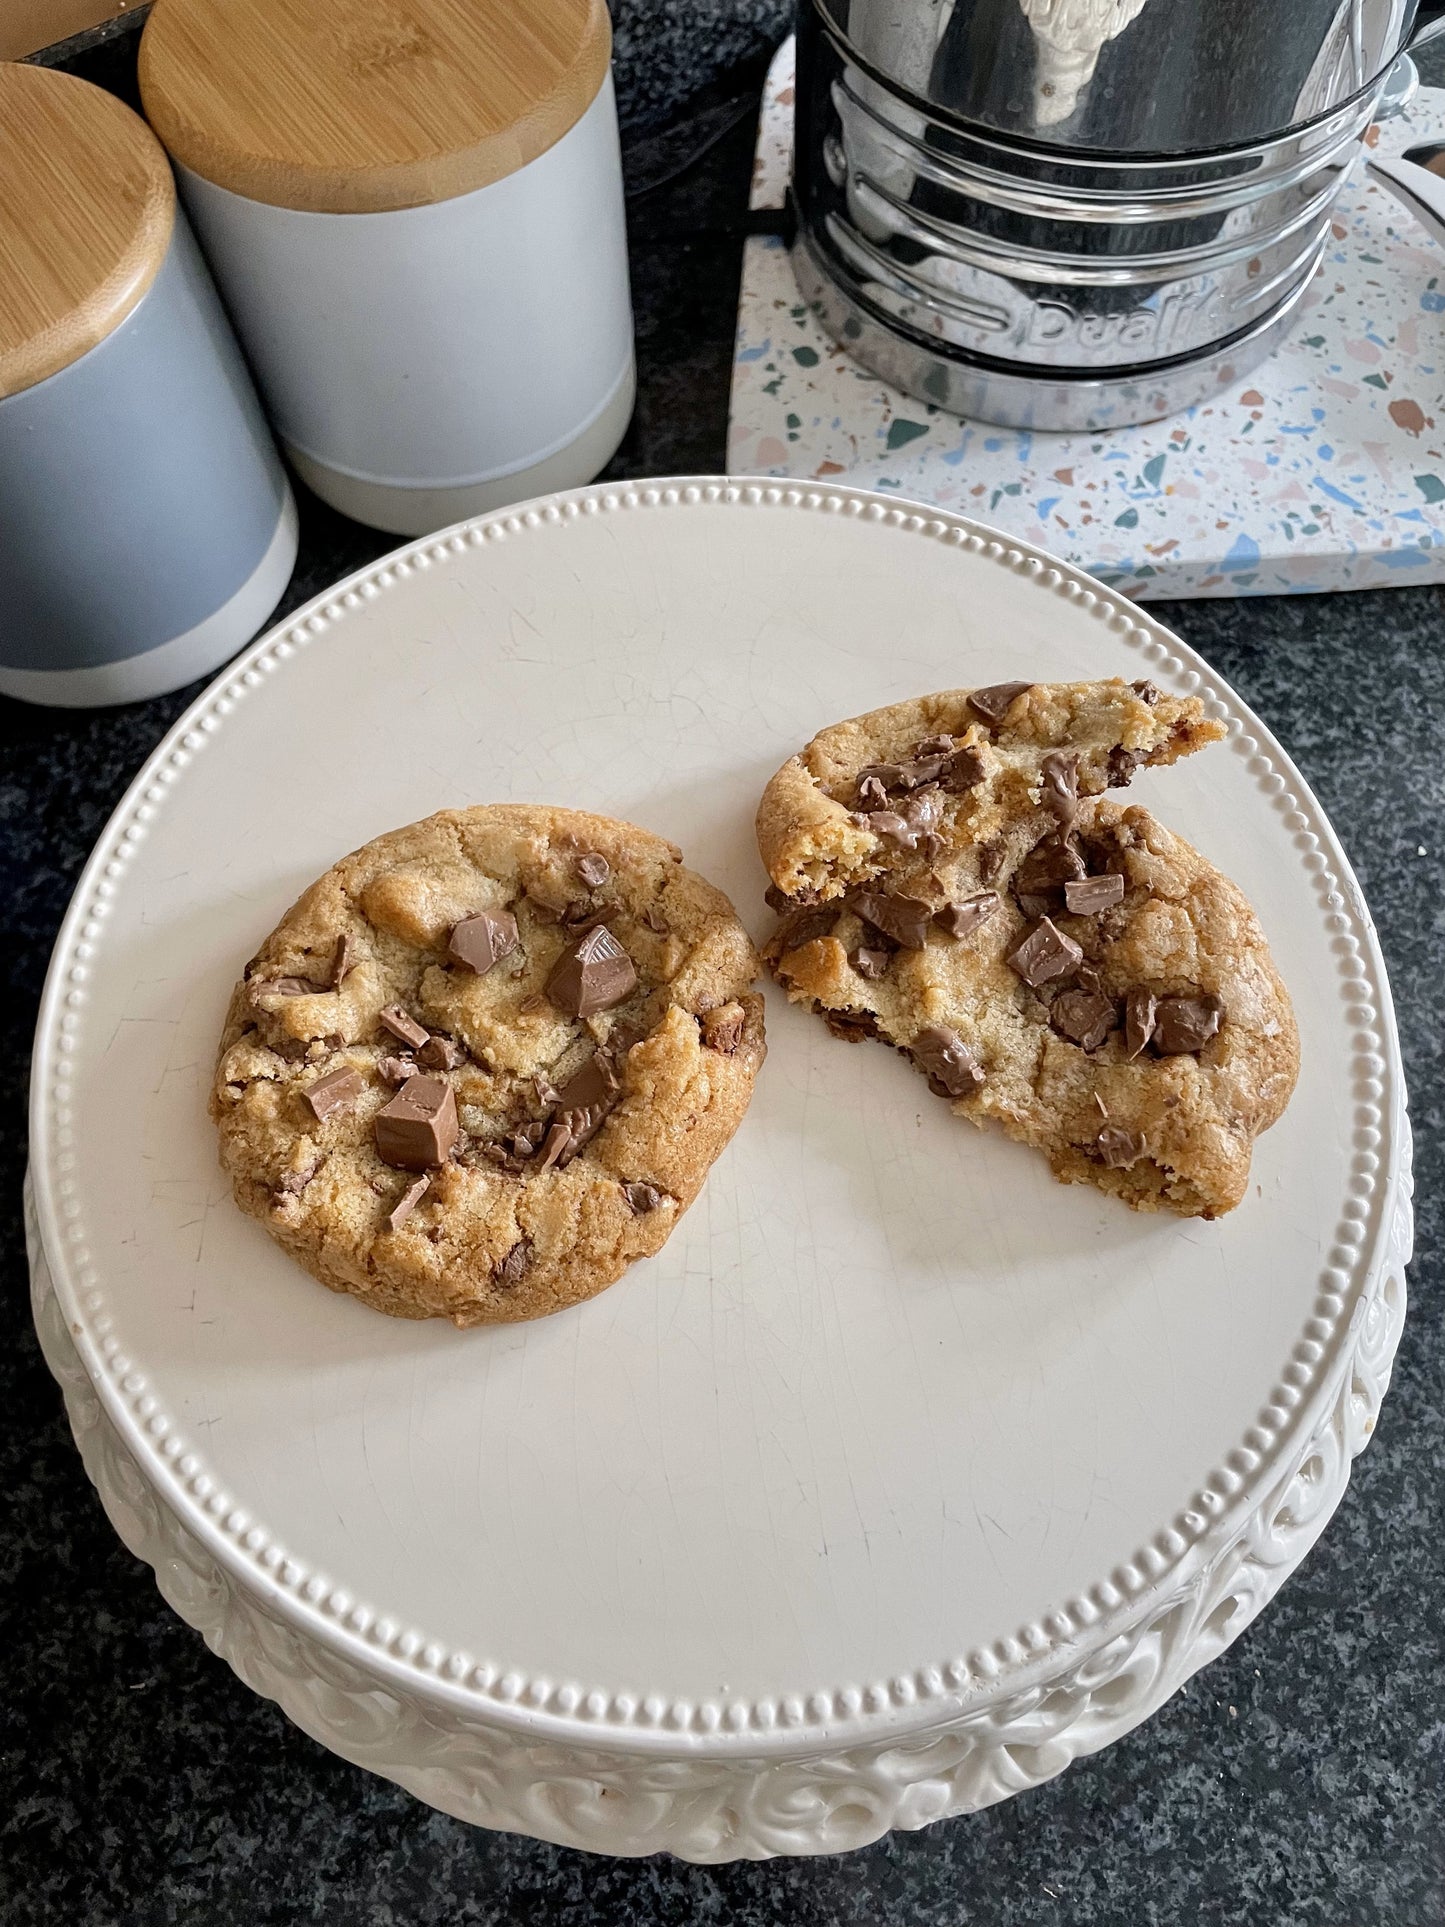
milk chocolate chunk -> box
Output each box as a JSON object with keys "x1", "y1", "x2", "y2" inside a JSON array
[
  {"x1": 609, "y1": 1014, "x2": 653, "y2": 1054},
  {"x1": 1013, "y1": 834, "x2": 1085, "y2": 919},
  {"x1": 254, "y1": 975, "x2": 328, "y2": 1002},
  {"x1": 1132, "y1": 679, "x2": 1160, "y2": 704},
  {"x1": 532, "y1": 1063, "x2": 613, "y2": 1168},
  {"x1": 576, "y1": 851, "x2": 610, "y2": 889},
  {"x1": 1096, "y1": 1125, "x2": 1147, "y2": 1168},
  {"x1": 1007, "y1": 916, "x2": 1084, "y2": 988},
  {"x1": 857, "y1": 737, "x2": 976, "y2": 796},
  {"x1": 1040, "y1": 751, "x2": 1079, "y2": 827},
  {"x1": 494, "y1": 1236, "x2": 532, "y2": 1287},
  {"x1": 379, "y1": 1004, "x2": 429, "y2": 1050},
  {"x1": 764, "y1": 884, "x2": 791, "y2": 913},
  {"x1": 554, "y1": 1051, "x2": 620, "y2": 1118},
  {"x1": 1154, "y1": 992, "x2": 1223, "y2": 1054},
  {"x1": 558, "y1": 1093, "x2": 613, "y2": 1166},
  {"x1": 912, "y1": 1025, "x2": 985, "y2": 1096},
  {"x1": 275, "y1": 1154, "x2": 320, "y2": 1198},
  {"x1": 898, "y1": 757, "x2": 945, "y2": 791},
  {"x1": 909, "y1": 739, "x2": 967, "y2": 793},
  {"x1": 477, "y1": 1120, "x2": 545, "y2": 1173},
  {"x1": 477, "y1": 1142, "x2": 516, "y2": 1170},
  {"x1": 330, "y1": 933, "x2": 355, "y2": 987},
  {"x1": 539, "y1": 1119, "x2": 576, "y2": 1171},
  {"x1": 870, "y1": 789, "x2": 942, "y2": 851},
  {"x1": 1124, "y1": 987, "x2": 1157, "y2": 1059},
  {"x1": 856, "y1": 762, "x2": 906, "y2": 797},
  {"x1": 418, "y1": 1033, "x2": 466, "y2": 1072},
  {"x1": 968, "y1": 681, "x2": 1033, "y2": 725},
  {"x1": 1050, "y1": 989, "x2": 1117, "y2": 1051},
  {"x1": 1064, "y1": 872, "x2": 1125, "y2": 915},
  {"x1": 939, "y1": 744, "x2": 986, "y2": 793},
  {"x1": 1108, "y1": 745, "x2": 1147, "y2": 788},
  {"x1": 701, "y1": 1003, "x2": 746, "y2": 1053},
  {"x1": 302, "y1": 1067, "x2": 364, "y2": 1122},
  {"x1": 378, "y1": 1053, "x2": 415, "y2": 1086},
  {"x1": 448, "y1": 908, "x2": 519, "y2": 976},
  {"x1": 978, "y1": 836, "x2": 1007, "y2": 881},
  {"x1": 850, "y1": 945, "x2": 891, "y2": 979},
  {"x1": 824, "y1": 1009, "x2": 878, "y2": 1042},
  {"x1": 623, "y1": 1181, "x2": 665, "y2": 1214},
  {"x1": 387, "y1": 1174, "x2": 431, "y2": 1231},
  {"x1": 851, "y1": 889, "x2": 932, "y2": 950},
  {"x1": 907, "y1": 756, "x2": 945, "y2": 790},
  {"x1": 935, "y1": 890, "x2": 1000, "y2": 939},
  {"x1": 374, "y1": 1074, "x2": 459, "y2": 1169},
  {"x1": 778, "y1": 905, "x2": 838, "y2": 952},
  {"x1": 545, "y1": 923, "x2": 638, "y2": 1018}
]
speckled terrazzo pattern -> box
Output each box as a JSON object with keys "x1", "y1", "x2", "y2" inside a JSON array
[
  {"x1": 2, "y1": 43, "x2": 1442, "y2": 1927},
  {"x1": 729, "y1": 40, "x2": 1445, "y2": 600}
]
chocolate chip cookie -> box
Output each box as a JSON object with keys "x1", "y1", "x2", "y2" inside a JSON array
[
  {"x1": 757, "y1": 679, "x2": 1298, "y2": 1218},
  {"x1": 211, "y1": 806, "x2": 765, "y2": 1325}
]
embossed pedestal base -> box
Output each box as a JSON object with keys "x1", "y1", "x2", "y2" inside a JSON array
[{"x1": 28, "y1": 1170, "x2": 1408, "y2": 1861}]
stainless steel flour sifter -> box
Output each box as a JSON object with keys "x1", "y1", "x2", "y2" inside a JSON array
[{"x1": 793, "y1": 0, "x2": 1445, "y2": 427}]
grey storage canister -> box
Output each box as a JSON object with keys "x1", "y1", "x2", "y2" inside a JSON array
[{"x1": 0, "y1": 63, "x2": 296, "y2": 707}]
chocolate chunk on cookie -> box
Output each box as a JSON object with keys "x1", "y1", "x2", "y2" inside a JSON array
[
  {"x1": 912, "y1": 1026, "x2": 985, "y2": 1096},
  {"x1": 1007, "y1": 917, "x2": 1083, "y2": 988},
  {"x1": 302, "y1": 1067, "x2": 363, "y2": 1122},
  {"x1": 851, "y1": 888, "x2": 932, "y2": 950},
  {"x1": 546, "y1": 924, "x2": 638, "y2": 1018},
  {"x1": 935, "y1": 891, "x2": 999, "y2": 939},
  {"x1": 1064, "y1": 872, "x2": 1125, "y2": 915},
  {"x1": 757, "y1": 679, "x2": 1296, "y2": 1218},
  {"x1": 448, "y1": 908, "x2": 518, "y2": 976},
  {"x1": 375, "y1": 1074, "x2": 459, "y2": 1170},
  {"x1": 211, "y1": 804, "x2": 765, "y2": 1325}
]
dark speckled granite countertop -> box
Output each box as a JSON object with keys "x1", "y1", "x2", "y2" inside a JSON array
[{"x1": 3, "y1": 16, "x2": 1442, "y2": 1925}]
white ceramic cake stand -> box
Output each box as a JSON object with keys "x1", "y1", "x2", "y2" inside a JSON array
[{"x1": 29, "y1": 481, "x2": 1410, "y2": 1860}]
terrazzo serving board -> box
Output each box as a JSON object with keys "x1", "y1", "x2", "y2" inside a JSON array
[{"x1": 728, "y1": 38, "x2": 1445, "y2": 600}]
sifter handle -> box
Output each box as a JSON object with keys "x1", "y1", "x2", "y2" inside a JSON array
[{"x1": 1368, "y1": 151, "x2": 1445, "y2": 248}]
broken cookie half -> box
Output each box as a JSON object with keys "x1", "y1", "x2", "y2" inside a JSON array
[{"x1": 757, "y1": 678, "x2": 1299, "y2": 1219}]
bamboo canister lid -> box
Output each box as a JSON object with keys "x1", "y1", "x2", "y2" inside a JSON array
[
  {"x1": 138, "y1": 0, "x2": 612, "y2": 215},
  {"x1": 0, "y1": 64, "x2": 175, "y2": 400}
]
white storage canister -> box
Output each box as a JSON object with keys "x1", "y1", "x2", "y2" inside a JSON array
[
  {"x1": 0, "y1": 64, "x2": 296, "y2": 707},
  {"x1": 138, "y1": 0, "x2": 636, "y2": 536}
]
